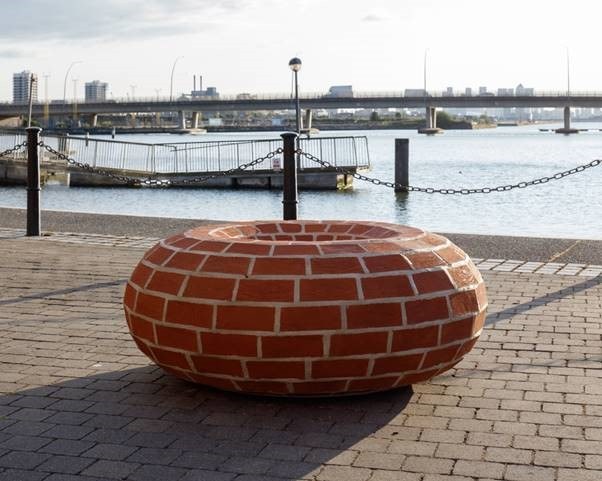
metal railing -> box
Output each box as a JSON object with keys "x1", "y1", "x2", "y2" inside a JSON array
[
  {"x1": 0, "y1": 131, "x2": 26, "y2": 159},
  {"x1": 0, "y1": 131, "x2": 370, "y2": 175}
]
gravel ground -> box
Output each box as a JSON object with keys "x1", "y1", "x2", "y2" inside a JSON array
[{"x1": 1, "y1": 206, "x2": 600, "y2": 264}]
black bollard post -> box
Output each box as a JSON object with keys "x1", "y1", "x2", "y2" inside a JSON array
[
  {"x1": 281, "y1": 132, "x2": 298, "y2": 220},
  {"x1": 26, "y1": 127, "x2": 42, "y2": 236},
  {"x1": 394, "y1": 138, "x2": 409, "y2": 192}
]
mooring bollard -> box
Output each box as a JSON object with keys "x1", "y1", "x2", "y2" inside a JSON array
[
  {"x1": 26, "y1": 127, "x2": 42, "y2": 236},
  {"x1": 394, "y1": 138, "x2": 409, "y2": 192},
  {"x1": 281, "y1": 132, "x2": 298, "y2": 220}
]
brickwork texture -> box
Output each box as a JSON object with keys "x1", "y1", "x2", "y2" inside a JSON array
[{"x1": 124, "y1": 221, "x2": 487, "y2": 395}]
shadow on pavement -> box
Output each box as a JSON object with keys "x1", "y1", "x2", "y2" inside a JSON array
[{"x1": 0, "y1": 366, "x2": 414, "y2": 480}]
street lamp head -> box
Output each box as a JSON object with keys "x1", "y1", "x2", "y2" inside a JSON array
[{"x1": 288, "y1": 57, "x2": 302, "y2": 72}]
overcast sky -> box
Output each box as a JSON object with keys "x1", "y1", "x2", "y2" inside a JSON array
[{"x1": 1, "y1": 0, "x2": 601, "y2": 100}]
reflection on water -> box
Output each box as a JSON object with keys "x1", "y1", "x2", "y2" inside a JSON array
[{"x1": 1, "y1": 124, "x2": 601, "y2": 239}]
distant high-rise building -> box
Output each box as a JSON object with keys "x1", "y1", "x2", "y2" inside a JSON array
[
  {"x1": 465, "y1": 87, "x2": 473, "y2": 96},
  {"x1": 85, "y1": 80, "x2": 108, "y2": 102},
  {"x1": 13, "y1": 71, "x2": 38, "y2": 104}
]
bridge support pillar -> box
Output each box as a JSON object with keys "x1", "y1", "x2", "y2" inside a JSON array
[
  {"x1": 555, "y1": 106, "x2": 578, "y2": 134},
  {"x1": 128, "y1": 113, "x2": 137, "y2": 128},
  {"x1": 302, "y1": 109, "x2": 313, "y2": 132},
  {"x1": 419, "y1": 106, "x2": 442, "y2": 135},
  {"x1": 90, "y1": 114, "x2": 98, "y2": 128},
  {"x1": 178, "y1": 111, "x2": 186, "y2": 130},
  {"x1": 191, "y1": 111, "x2": 201, "y2": 129}
]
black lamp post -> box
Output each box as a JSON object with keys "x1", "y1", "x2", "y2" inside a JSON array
[{"x1": 288, "y1": 57, "x2": 302, "y2": 134}]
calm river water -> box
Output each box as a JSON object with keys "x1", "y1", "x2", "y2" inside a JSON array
[{"x1": 1, "y1": 123, "x2": 601, "y2": 239}]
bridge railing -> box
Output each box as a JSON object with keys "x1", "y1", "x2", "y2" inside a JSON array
[
  {"x1": 15, "y1": 134, "x2": 370, "y2": 175},
  {"x1": 6, "y1": 90, "x2": 602, "y2": 107}
]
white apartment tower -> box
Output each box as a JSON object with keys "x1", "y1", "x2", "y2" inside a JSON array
[
  {"x1": 13, "y1": 71, "x2": 38, "y2": 104},
  {"x1": 85, "y1": 80, "x2": 108, "y2": 102}
]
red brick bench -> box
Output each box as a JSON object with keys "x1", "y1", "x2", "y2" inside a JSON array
[{"x1": 124, "y1": 221, "x2": 487, "y2": 396}]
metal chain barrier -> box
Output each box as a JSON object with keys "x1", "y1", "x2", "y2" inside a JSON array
[
  {"x1": 179, "y1": 149, "x2": 282, "y2": 186},
  {"x1": 297, "y1": 149, "x2": 601, "y2": 194},
  {"x1": 0, "y1": 141, "x2": 27, "y2": 159},
  {"x1": 38, "y1": 141, "x2": 282, "y2": 187}
]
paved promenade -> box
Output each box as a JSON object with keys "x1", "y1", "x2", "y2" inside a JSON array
[
  {"x1": 0, "y1": 228, "x2": 601, "y2": 481},
  {"x1": 1, "y1": 207, "x2": 601, "y2": 264}
]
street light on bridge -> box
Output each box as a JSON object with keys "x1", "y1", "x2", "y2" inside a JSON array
[
  {"x1": 288, "y1": 57, "x2": 302, "y2": 134},
  {"x1": 63, "y1": 61, "x2": 82, "y2": 103},
  {"x1": 170, "y1": 56, "x2": 184, "y2": 102}
]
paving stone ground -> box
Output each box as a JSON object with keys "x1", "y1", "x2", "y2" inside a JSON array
[{"x1": 0, "y1": 234, "x2": 600, "y2": 481}]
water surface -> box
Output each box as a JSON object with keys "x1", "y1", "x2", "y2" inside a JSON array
[{"x1": 1, "y1": 123, "x2": 601, "y2": 239}]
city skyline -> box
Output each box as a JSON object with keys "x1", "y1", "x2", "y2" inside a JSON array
[{"x1": 1, "y1": 0, "x2": 602, "y2": 100}]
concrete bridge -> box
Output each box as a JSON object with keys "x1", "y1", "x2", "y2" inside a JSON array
[{"x1": 2, "y1": 90, "x2": 600, "y2": 132}]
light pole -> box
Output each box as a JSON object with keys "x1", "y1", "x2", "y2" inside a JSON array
[
  {"x1": 72, "y1": 78, "x2": 79, "y2": 125},
  {"x1": 27, "y1": 73, "x2": 37, "y2": 128},
  {"x1": 423, "y1": 49, "x2": 428, "y2": 95},
  {"x1": 43, "y1": 73, "x2": 50, "y2": 126},
  {"x1": 566, "y1": 47, "x2": 571, "y2": 99},
  {"x1": 63, "y1": 61, "x2": 82, "y2": 103},
  {"x1": 170, "y1": 56, "x2": 184, "y2": 102},
  {"x1": 288, "y1": 57, "x2": 302, "y2": 134}
]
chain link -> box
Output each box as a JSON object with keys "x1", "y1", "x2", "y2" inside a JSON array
[
  {"x1": 38, "y1": 141, "x2": 282, "y2": 187},
  {"x1": 179, "y1": 148, "x2": 282, "y2": 185},
  {"x1": 0, "y1": 141, "x2": 27, "y2": 159},
  {"x1": 297, "y1": 149, "x2": 602, "y2": 194}
]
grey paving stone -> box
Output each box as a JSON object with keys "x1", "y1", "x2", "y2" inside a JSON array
[
  {"x1": 0, "y1": 451, "x2": 51, "y2": 470},
  {"x1": 128, "y1": 464, "x2": 188, "y2": 481},
  {"x1": 45, "y1": 412, "x2": 94, "y2": 426},
  {"x1": 258, "y1": 443, "x2": 311, "y2": 461},
  {"x1": 81, "y1": 459, "x2": 139, "y2": 479},
  {"x1": 85, "y1": 402, "x2": 129, "y2": 416},
  {"x1": 37, "y1": 454, "x2": 96, "y2": 474},
  {"x1": 10, "y1": 395, "x2": 57, "y2": 409},
  {"x1": 123, "y1": 432, "x2": 178, "y2": 448},
  {"x1": 0, "y1": 469, "x2": 48, "y2": 481},
  {"x1": 268, "y1": 460, "x2": 323, "y2": 479},
  {"x1": 211, "y1": 440, "x2": 264, "y2": 457},
  {"x1": 42, "y1": 424, "x2": 95, "y2": 440},
  {"x1": 1, "y1": 420, "x2": 53, "y2": 436},
  {"x1": 83, "y1": 415, "x2": 133, "y2": 430},
  {"x1": 171, "y1": 452, "x2": 227, "y2": 470},
  {"x1": 40, "y1": 439, "x2": 96, "y2": 456},
  {"x1": 82, "y1": 443, "x2": 138, "y2": 461},
  {"x1": 43, "y1": 474, "x2": 114, "y2": 481},
  {"x1": 7, "y1": 408, "x2": 56, "y2": 422},
  {"x1": 47, "y1": 400, "x2": 95, "y2": 413},
  {"x1": 82, "y1": 428, "x2": 134, "y2": 444},
  {"x1": 218, "y1": 456, "x2": 275, "y2": 474},
  {"x1": 179, "y1": 471, "x2": 236, "y2": 481},
  {"x1": 0, "y1": 434, "x2": 52, "y2": 452},
  {"x1": 125, "y1": 447, "x2": 182, "y2": 465},
  {"x1": 51, "y1": 387, "x2": 92, "y2": 400}
]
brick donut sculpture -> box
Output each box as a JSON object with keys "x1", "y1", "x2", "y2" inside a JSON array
[{"x1": 124, "y1": 221, "x2": 487, "y2": 396}]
